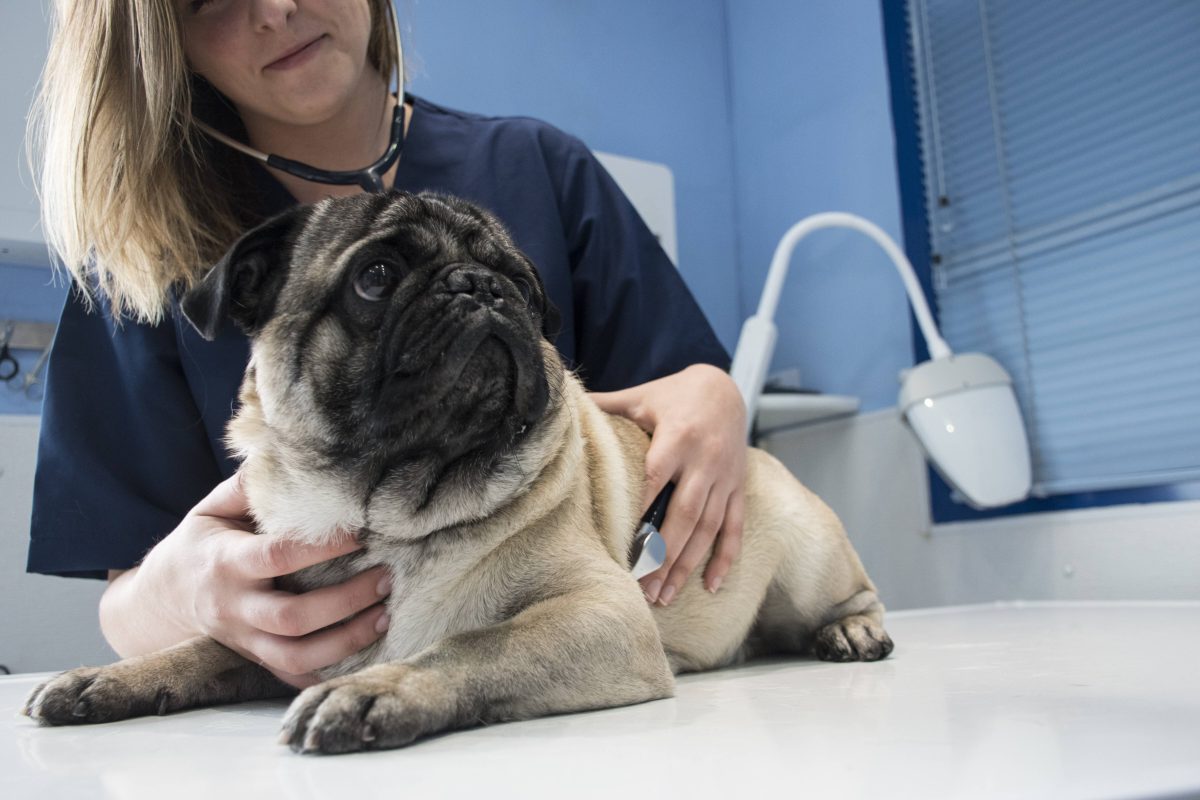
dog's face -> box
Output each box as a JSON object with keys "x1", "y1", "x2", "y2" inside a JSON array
[{"x1": 182, "y1": 191, "x2": 565, "y2": 536}]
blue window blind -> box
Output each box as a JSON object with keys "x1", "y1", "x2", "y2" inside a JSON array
[{"x1": 905, "y1": 0, "x2": 1200, "y2": 497}]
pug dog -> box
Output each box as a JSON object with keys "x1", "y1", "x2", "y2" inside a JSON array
[{"x1": 23, "y1": 191, "x2": 892, "y2": 754}]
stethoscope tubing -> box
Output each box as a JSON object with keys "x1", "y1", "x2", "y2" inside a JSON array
[{"x1": 195, "y1": 101, "x2": 405, "y2": 194}]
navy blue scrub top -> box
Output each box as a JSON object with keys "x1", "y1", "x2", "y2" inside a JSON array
[{"x1": 27, "y1": 94, "x2": 730, "y2": 579}]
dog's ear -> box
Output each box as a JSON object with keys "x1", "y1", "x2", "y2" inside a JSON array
[
  {"x1": 182, "y1": 205, "x2": 310, "y2": 341},
  {"x1": 540, "y1": 296, "x2": 562, "y2": 342}
]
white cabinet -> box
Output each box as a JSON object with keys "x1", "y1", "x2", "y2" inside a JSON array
[
  {"x1": 593, "y1": 151, "x2": 678, "y2": 267},
  {"x1": 1, "y1": 1, "x2": 52, "y2": 268}
]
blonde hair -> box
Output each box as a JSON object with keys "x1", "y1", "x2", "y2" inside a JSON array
[{"x1": 30, "y1": 0, "x2": 404, "y2": 324}]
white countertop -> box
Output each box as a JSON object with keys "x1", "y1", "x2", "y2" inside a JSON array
[{"x1": 6, "y1": 602, "x2": 1200, "y2": 799}]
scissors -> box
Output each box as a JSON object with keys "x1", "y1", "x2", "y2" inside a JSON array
[
  {"x1": 0, "y1": 322, "x2": 19, "y2": 384},
  {"x1": 11, "y1": 343, "x2": 52, "y2": 401}
]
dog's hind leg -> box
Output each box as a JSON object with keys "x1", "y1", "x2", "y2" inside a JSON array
[
  {"x1": 24, "y1": 636, "x2": 293, "y2": 725},
  {"x1": 752, "y1": 580, "x2": 894, "y2": 662},
  {"x1": 738, "y1": 449, "x2": 895, "y2": 662}
]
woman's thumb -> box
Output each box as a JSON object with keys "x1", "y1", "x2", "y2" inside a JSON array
[
  {"x1": 589, "y1": 386, "x2": 634, "y2": 414},
  {"x1": 193, "y1": 471, "x2": 252, "y2": 521}
]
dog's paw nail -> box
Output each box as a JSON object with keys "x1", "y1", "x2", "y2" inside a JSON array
[
  {"x1": 71, "y1": 700, "x2": 89, "y2": 718},
  {"x1": 362, "y1": 724, "x2": 376, "y2": 743},
  {"x1": 302, "y1": 729, "x2": 322, "y2": 752},
  {"x1": 277, "y1": 728, "x2": 292, "y2": 745}
]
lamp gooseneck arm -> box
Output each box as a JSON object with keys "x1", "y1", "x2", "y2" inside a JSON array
[
  {"x1": 731, "y1": 212, "x2": 953, "y2": 437},
  {"x1": 759, "y1": 213, "x2": 951, "y2": 357}
]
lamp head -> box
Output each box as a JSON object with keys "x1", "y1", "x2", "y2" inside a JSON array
[{"x1": 899, "y1": 353, "x2": 1032, "y2": 509}]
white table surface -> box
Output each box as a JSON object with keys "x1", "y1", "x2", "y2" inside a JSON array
[{"x1": 6, "y1": 602, "x2": 1200, "y2": 800}]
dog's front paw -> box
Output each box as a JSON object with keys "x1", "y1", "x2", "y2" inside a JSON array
[
  {"x1": 279, "y1": 665, "x2": 452, "y2": 754},
  {"x1": 23, "y1": 666, "x2": 174, "y2": 726}
]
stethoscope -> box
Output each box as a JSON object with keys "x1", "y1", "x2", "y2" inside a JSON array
[
  {"x1": 630, "y1": 483, "x2": 674, "y2": 579},
  {"x1": 194, "y1": 101, "x2": 406, "y2": 193}
]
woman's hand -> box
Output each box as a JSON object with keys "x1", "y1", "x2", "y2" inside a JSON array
[
  {"x1": 103, "y1": 472, "x2": 392, "y2": 689},
  {"x1": 590, "y1": 364, "x2": 747, "y2": 606}
]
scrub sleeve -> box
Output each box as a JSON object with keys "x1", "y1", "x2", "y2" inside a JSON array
[
  {"x1": 26, "y1": 94, "x2": 730, "y2": 579},
  {"x1": 27, "y1": 289, "x2": 228, "y2": 579}
]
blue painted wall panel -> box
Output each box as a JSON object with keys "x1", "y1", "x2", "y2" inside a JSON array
[
  {"x1": 399, "y1": 0, "x2": 742, "y2": 351},
  {"x1": 725, "y1": 0, "x2": 913, "y2": 411}
]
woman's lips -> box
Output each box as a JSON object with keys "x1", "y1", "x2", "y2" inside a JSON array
[{"x1": 265, "y1": 35, "x2": 326, "y2": 71}]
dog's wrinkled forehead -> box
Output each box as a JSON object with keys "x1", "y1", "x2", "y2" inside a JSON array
[
  {"x1": 285, "y1": 192, "x2": 517, "y2": 295},
  {"x1": 180, "y1": 189, "x2": 560, "y2": 345}
]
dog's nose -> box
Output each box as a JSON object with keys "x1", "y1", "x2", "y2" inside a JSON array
[{"x1": 446, "y1": 267, "x2": 504, "y2": 306}]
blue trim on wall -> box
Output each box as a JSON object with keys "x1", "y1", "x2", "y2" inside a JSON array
[
  {"x1": 881, "y1": 0, "x2": 933, "y2": 371},
  {"x1": 878, "y1": 0, "x2": 1200, "y2": 523}
]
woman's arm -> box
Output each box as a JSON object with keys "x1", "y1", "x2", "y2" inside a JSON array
[{"x1": 99, "y1": 566, "x2": 196, "y2": 658}]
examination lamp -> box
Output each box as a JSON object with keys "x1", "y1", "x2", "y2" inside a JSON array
[{"x1": 730, "y1": 212, "x2": 1032, "y2": 509}]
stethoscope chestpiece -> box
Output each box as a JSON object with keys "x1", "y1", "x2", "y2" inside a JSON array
[{"x1": 628, "y1": 482, "x2": 675, "y2": 579}]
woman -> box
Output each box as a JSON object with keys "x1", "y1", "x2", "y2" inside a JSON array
[{"x1": 27, "y1": 0, "x2": 747, "y2": 689}]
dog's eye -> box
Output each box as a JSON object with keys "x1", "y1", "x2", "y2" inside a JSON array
[
  {"x1": 512, "y1": 276, "x2": 533, "y2": 304},
  {"x1": 354, "y1": 262, "x2": 400, "y2": 301}
]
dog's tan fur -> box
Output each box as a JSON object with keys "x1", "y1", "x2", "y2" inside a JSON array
[{"x1": 24, "y1": 192, "x2": 891, "y2": 754}]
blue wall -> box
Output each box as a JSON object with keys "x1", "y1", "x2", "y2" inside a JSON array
[
  {"x1": 1, "y1": 0, "x2": 913, "y2": 414},
  {"x1": 725, "y1": 0, "x2": 912, "y2": 411},
  {"x1": 398, "y1": 0, "x2": 743, "y2": 350}
]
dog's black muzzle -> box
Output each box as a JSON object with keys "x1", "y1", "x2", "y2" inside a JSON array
[{"x1": 379, "y1": 264, "x2": 550, "y2": 431}]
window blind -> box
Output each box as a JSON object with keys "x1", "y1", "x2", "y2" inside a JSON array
[{"x1": 906, "y1": 0, "x2": 1200, "y2": 497}]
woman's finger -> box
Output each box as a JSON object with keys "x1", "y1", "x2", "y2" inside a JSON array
[
  {"x1": 588, "y1": 386, "x2": 636, "y2": 417},
  {"x1": 229, "y1": 531, "x2": 364, "y2": 581},
  {"x1": 218, "y1": 641, "x2": 317, "y2": 691},
  {"x1": 639, "y1": 443, "x2": 677, "y2": 517},
  {"x1": 239, "y1": 602, "x2": 390, "y2": 678},
  {"x1": 703, "y1": 488, "x2": 745, "y2": 592},
  {"x1": 590, "y1": 384, "x2": 655, "y2": 433},
  {"x1": 658, "y1": 485, "x2": 729, "y2": 606},
  {"x1": 640, "y1": 478, "x2": 710, "y2": 603},
  {"x1": 265, "y1": 666, "x2": 321, "y2": 691},
  {"x1": 191, "y1": 471, "x2": 252, "y2": 521},
  {"x1": 241, "y1": 565, "x2": 392, "y2": 637}
]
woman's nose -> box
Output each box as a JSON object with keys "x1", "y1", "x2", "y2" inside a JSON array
[{"x1": 249, "y1": 0, "x2": 298, "y2": 32}]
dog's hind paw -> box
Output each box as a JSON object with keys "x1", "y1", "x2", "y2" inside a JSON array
[{"x1": 812, "y1": 615, "x2": 894, "y2": 662}]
